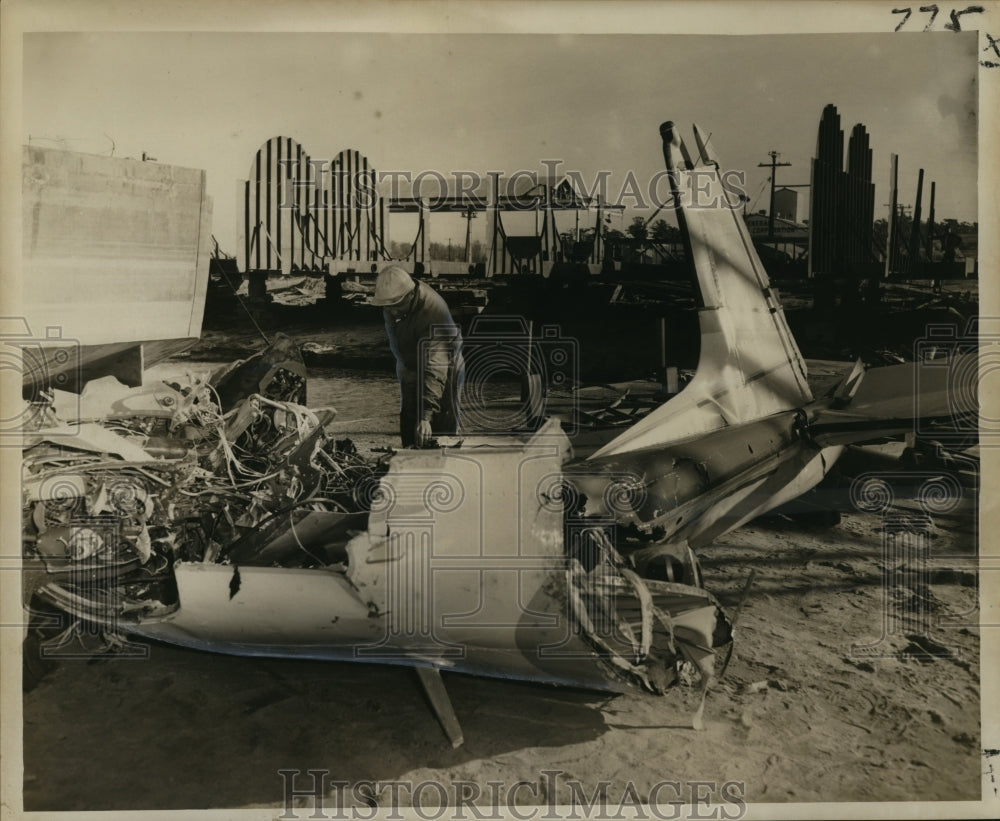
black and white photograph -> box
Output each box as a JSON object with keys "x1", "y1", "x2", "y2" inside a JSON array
[{"x1": 2, "y1": 1, "x2": 998, "y2": 818}]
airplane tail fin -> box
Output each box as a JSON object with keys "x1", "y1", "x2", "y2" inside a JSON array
[{"x1": 592, "y1": 122, "x2": 812, "y2": 458}]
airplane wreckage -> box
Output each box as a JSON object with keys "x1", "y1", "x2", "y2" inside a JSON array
[{"x1": 21, "y1": 122, "x2": 977, "y2": 746}]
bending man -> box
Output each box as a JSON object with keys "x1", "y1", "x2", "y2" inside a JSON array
[{"x1": 373, "y1": 264, "x2": 464, "y2": 447}]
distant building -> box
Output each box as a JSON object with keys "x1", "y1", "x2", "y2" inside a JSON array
[
  {"x1": 744, "y1": 210, "x2": 808, "y2": 260},
  {"x1": 744, "y1": 211, "x2": 808, "y2": 241},
  {"x1": 773, "y1": 187, "x2": 798, "y2": 222}
]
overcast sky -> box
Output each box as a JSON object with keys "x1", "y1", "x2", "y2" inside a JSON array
[{"x1": 23, "y1": 30, "x2": 979, "y2": 249}]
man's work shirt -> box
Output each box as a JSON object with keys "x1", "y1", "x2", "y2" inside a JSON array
[{"x1": 384, "y1": 281, "x2": 464, "y2": 432}]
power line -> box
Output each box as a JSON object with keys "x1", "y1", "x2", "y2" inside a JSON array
[
  {"x1": 757, "y1": 151, "x2": 791, "y2": 240},
  {"x1": 748, "y1": 178, "x2": 770, "y2": 213}
]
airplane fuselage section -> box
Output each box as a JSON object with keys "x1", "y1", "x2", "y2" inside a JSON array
[{"x1": 566, "y1": 410, "x2": 838, "y2": 547}]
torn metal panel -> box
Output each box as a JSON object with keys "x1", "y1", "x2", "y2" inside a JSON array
[
  {"x1": 50, "y1": 375, "x2": 189, "y2": 424},
  {"x1": 111, "y1": 429, "x2": 635, "y2": 689},
  {"x1": 23, "y1": 423, "x2": 159, "y2": 462},
  {"x1": 346, "y1": 427, "x2": 572, "y2": 649}
]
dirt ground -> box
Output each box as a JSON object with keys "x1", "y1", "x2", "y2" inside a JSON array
[
  {"x1": 21, "y1": 510, "x2": 981, "y2": 811},
  {"x1": 19, "y1": 317, "x2": 984, "y2": 812}
]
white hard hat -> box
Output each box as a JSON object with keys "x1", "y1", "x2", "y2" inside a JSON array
[{"x1": 372, "y1": 264, "x2": 415, "y2": 306}]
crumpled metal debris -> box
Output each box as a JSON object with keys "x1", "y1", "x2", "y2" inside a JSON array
[
  {"x1": 22, "y1": 335, "x2": 387, "y2": 627},
  {"x1": 22, "y1": 335, "x2": 733, "y2": 718}
]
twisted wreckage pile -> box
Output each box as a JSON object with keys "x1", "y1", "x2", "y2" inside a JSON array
[
  {"x1": 22, "y1": 332, "x2": 730, "y2": 718},
  {"x1": 23, "y1": 335, "x2": 383, "y2": 613}
]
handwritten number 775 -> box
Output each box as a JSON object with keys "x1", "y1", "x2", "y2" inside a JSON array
[{"x1": 892, "y1": 6, "x2": 984, "y2": 32}]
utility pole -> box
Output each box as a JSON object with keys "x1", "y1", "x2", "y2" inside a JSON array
[
  {"x1": 463, "y1": 204, "x2": 477, "y2": 263},
  {"x1": 885, "y1": 153, "x2": 899, "y2": 278},
  {"x1": 758, "y1": 151, "x2": 792, "y2": 241},
  {"x1": 926, "y1": 181, "x2": 936, "y2": 260}
]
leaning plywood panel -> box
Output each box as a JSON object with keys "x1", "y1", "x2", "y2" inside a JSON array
[{"x1": 22, "y1": 146, "x2": 211, "y2": 347}]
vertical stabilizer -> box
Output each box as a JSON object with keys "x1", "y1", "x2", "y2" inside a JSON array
[{"x1": 591, "y1": 122, "x2": 812, "y2": 458}]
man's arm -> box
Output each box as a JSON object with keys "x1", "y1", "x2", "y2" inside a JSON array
[
  {"x1": 417, "y1": 291, "x2": 460, "y2": 423},
  {"x1": 420, "y1": 320, "x2": 457, "y2": 421}
]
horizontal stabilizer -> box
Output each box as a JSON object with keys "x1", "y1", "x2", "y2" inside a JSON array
[{"x1": 808, "y1": 352, "x2": 977, "y2": 446}]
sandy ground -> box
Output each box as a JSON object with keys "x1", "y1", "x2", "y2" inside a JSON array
[
  {"x1": 19, "y1": 319, "x2": 984, "y2": 812},
  {"x1": 21, "y1": 510, "x2": 981, "y2": 811}
]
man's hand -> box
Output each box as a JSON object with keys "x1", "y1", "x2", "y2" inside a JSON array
[{"x1": 415, "y1": 419, "x2": 433, "y2": 447}]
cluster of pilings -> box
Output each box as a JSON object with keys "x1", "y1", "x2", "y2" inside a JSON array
[
  {"x1": 808, "y1": 104, "x2": 877, "y2": 280},
  {"x1": 240, "y1": 137, "x2": 387, "y2": 278},
  {"x1": 808, "y1": 102, "x2": 971, "y2": 283}
]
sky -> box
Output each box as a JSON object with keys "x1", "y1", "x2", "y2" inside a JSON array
[{"x1": 23, "y1": 30, "x2": 979, "y2": 250}]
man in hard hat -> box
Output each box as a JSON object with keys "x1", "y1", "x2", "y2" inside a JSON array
[{"x1": 373, "y1": 264, "x2": 464, "y2": 447}]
